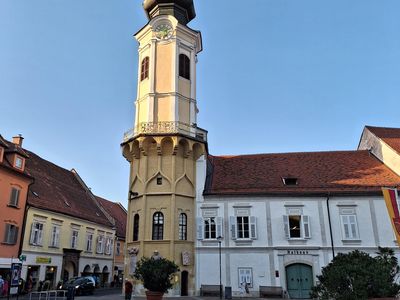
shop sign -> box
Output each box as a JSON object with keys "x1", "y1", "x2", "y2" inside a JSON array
[{"x1": 36, "y1": 257, "x2": 52, "y2": 264}]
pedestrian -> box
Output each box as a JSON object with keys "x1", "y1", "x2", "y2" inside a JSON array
[
  {"x1": 245, "y1": 282, "x2": 250, "y2": 294},
  {"x1": 0, "y1": 275, "x2": 4, "y2": 296},
  {"x1": 239, "y1": 282, "x2": 245, "y2": 297},
  {"x1": 125, "y1": 279, "x2": 133, "y2": 300}
]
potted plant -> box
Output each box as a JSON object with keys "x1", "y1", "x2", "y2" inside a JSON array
[{"x1": 134, "y1": 256, "x2": 179, "y2": 300}]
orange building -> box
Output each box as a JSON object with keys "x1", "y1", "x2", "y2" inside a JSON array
[{"x1": 0, "y1": 135, "x2": 33, "y2": 277}]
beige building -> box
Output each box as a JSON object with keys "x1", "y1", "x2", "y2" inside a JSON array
[
  {"x1": 21, "y1": 147, "x2": 116, "y2": 291},
  {"x1": 122, "y1": 0, "x2": 206, "y2": 296}
]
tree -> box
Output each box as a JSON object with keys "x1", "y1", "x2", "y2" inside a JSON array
[
  {"x1": 133, "y1": 256, "x2": 179, "y2": 294},
  {"x1": 311, "y1": 249, "x2": 400, "y2": 300}
]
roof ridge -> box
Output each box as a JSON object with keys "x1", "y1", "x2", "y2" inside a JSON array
[{"x1": 212, "y1": 149, "x2": 368, "y2": 158}]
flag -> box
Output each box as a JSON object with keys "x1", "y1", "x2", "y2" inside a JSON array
[{"x1": 382, "y1": 187, "x2": 400, "y2": 245}]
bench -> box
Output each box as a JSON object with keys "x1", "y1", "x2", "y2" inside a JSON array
[
  {"x1": 201, "y1": 284, "x2": 221, "y2": 296},
  {"x1": 259, "y1": 286, "x2": 284, "y2": 298}
]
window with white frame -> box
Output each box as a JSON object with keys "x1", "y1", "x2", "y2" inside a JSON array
[
  {"x1": 15, "y1": 156, "x2": 24, "y2": 169},
  {"x1": 30, "y1": 222, "x2": 44, "y2": 246},
  {"x1": 3, "y1": 224, "x2": 18, "y2": 244},
  {"x1": 283, "y1": 207, "x2": 311, "y2": 239},
  {"x1": 96, "y1": 235, "x2": 104, "y2": 253},
  {"x1": 86, "y1": 232, "x2": 93, "y2": 252},
  {"x1": 71, "y1": 230, "x2": 79, "y2": 249},
  {"x1": 105, "y1": 237, "x2": 113, "y2": 255},
  {"x1": 238, "y1": 268, "x2": 253, "y2": 287},
  {"x1": 197, "y1": 209, "x2": 222, "y2": 240},
  {"x1": 340, "y1": 207, "x2": 359, "y2": 240},
  {"x1": 50, "y1": 225, "x2": 60, "y2": 247},
  {"x1": 230, "y1": 207, "x2": 257, "y2": 240},
  {"x1": 116, "y1": 241, "x2": 120, "y2": 256},
  {"x1": 9, "y1": 187, "x2": 20, "y2": 207}
]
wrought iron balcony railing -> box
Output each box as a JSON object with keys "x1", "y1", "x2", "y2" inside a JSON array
[{"x1": 123, "y1": 122, "x2": 207, "y2": 142}]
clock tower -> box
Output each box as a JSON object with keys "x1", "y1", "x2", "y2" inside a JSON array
[{"x1": 122, "y1": 0, "x2": 206, "y2": 296}]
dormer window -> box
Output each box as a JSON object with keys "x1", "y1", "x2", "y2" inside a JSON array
[
  {"x1": 283, "y1": 177, "x2": 298, "y2": 186},
  {"x1": 15, "y1": 155, "x2": 24, "y2": 170}
]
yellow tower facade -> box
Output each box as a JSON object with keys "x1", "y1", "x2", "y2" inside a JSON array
[{"x1": 122, "y1": 0, "x2": 206, "y2": 296}]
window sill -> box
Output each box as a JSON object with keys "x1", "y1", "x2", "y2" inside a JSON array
[
  {"x1": 48, "y1": 246, "x2": 59, "y2": 249},
  {"x1": 287, "y1": 238, "x2": 308, "y2": 245},
  {"x1": 234, "y1": 239, "x2": 253, "y2": 245},
  {"x1": 342, "y1": 239, "x2": 361, "y2": 244},
  {"x1": 1, "y1": 242, "x2": 16, "y2": 245},
  {"x1": 29, "y1": 244, "x2": 43, "y2": 247},
  {"x1": 7, "y1": 204, "x2": 20, "y2": 209},
  {"x1": 178, "y1": 76, "x2": 191, "y2": 82}
]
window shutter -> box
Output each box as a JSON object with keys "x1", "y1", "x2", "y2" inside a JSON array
[
  {"x1": 196, "y1": 217, "x2": 203, "y2": 240},
  {"x1": 55, "y1": 227, "x2": 60, "y2": 247},
  {"x1": 230, "y1": 216, "x2": 237, "y2": 240},
  {"x1": 303, "y1": 215, "x2": 311, "y2": 239},
  {"x1": 10, "y1": 188, "x2": 19, "y2": 206},
  {"x1": 4, "y1": 224, "x2": 10, "y2": 243},
  {"x1": 216, "y1": 217, "x2": 223, "y2": 238},
  {"x1": 250, "y1": 216, "x2": 257, "y2": 239},
  {"x1": 29, "y1": 223, "x2": 35, "y2": 244},
  {"x1": 12, "y1": 226, "x2": 19, "y2": 244},
  {"x1": 283, "y1": 215, "x2": 290, "y2": 239},
  {"x1": 38, "y1": 224, "x2": 43, "y2": 245}
]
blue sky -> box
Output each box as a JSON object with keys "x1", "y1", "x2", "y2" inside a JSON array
[{"x1": 1, "y1": 0, "x2": 400, "y2": 208}]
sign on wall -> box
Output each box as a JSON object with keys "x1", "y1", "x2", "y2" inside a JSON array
[{"x1": 36, "y1": 257, "x2": 51, "y2": 264}]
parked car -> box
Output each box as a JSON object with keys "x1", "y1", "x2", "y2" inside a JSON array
[{"x1": 59, "y1": 276, "x2": 95, "y2": 295}]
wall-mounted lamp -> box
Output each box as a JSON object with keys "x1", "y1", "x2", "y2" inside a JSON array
[{"x1": 129, "y1": 191, "x2": 139, "y2": 200}]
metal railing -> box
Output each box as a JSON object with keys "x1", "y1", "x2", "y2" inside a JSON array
[
  {"x1": 29, "y1": 290, "x2": 67, "y2": 300},
  {"x1": 123, "y1": 122, "x2": 207, "y2": 142}
]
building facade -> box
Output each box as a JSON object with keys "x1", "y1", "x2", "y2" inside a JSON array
[
  {"x1": 19, "y1": 147, "x2": 116, "y2": 291},
  {"x1": 0, "y1": 135, "x2": 33, "y2": 278},
  {"x1": 96, "y1": 196, "x2": 127, "y2": 286}
]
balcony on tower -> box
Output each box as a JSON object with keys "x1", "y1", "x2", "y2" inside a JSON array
[{"x1": 123, "y1": 121, "x2": 207, "y2": 143}]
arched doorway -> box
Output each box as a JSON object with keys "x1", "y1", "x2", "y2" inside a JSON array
[
  {"x1": 102, "y1": 266, "x2": 109, "y2": 287},
  {"x1": 63, "y1": 261, "x2": 75, "y2": 282},
  {"x1": 285, "y1": 263, "x2": 313, "y2": 299},
  {"x1": 180, "y1": 270, "x2": 188, "y2": 296},
  {"x1": 82, "y1": 265, "x2": 91, "y2": 276}
]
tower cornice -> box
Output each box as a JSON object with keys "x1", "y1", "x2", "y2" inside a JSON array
[{"x1": 143, "y1": 0, "x2": 196, "y2": 25}]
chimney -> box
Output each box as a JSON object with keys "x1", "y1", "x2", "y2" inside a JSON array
[{"x1": 12, "y1": 134, "x2": 24, "y2": 147}]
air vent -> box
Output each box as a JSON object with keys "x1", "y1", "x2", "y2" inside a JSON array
[
  {"x1": 32, "y1": 191, "x2": 39, "y2": 197},
  {"x1": 282, "y1": 177, "x2": 298, "y2": 186},
  {"x1": 64, "y1": 200, "x2": 70, "y2": 207}
]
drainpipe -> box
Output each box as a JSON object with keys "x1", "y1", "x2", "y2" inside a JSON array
[
  {"x1": 18, "y1": 178, "x2": 35, "y2": 258},
  {"x1": 326, "y1": 193, "x2": 335, "y2": 258}
]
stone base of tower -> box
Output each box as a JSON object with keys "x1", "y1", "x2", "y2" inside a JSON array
[{"x1": 122, "y1": 134, "x2": 206, "y2": 296}]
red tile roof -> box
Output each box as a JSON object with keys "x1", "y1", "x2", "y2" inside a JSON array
[
  {"x1": 366, "y1": 126, "x2": 400, "y2": 154},
  {"x1": 96, "y1": 196, "x2": 127, "y2": 239},
  {"x1": 205, "y1": 150, "x2": 400, "y2": 196},
  {"x1": 25, "y1": 150, "x2": 113, "y2": 227}
]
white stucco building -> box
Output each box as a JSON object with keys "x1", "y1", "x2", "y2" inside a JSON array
[{"x1": 195, "y1": 126, "x2": 400, "y2": 298}]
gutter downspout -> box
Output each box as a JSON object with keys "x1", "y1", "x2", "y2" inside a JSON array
[
  {"x1": 326, "y1": 193, "x2": 335, "y2": 258},
  {"x1": 18, "y1": 178, "x2": 35, "y2": 258}
]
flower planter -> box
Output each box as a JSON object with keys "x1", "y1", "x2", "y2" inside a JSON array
[{"x1": 145, "y1": 291, "x2": 164, "y2": 300}]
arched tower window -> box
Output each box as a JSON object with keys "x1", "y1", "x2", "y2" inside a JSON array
[
  {"x1": 179, "y1": 213, "x2": 187, "y2": 240},
  {"x1": 179, "y1": 54, "x2": 190, "y2": 80},
  {"x1": 140, "y1": 56, "x2": 149, "y2": 81},
  {"x1": 133, "y1": 214, "x2": 139, "y2": 241},
  {"x1": 152, "y1": 212, "x2": 164, "y2": 240}
]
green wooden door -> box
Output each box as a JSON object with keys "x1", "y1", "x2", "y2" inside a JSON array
[{"x1": 286, "y1": 264, "x2": 313, "y2": 299}]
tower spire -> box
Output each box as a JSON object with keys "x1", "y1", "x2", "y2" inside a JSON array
[{"x1": 143, "y1": 0, "x2": 196, "y2": 25}]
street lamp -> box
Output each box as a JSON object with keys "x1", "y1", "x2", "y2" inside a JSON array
[{"x1": 217, "y1": 235, "x2": 223, "y2": 299}]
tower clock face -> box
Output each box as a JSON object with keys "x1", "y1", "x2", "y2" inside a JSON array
[{"x1": 155, "y1": 24, "x2": 173, "y2": 40}]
